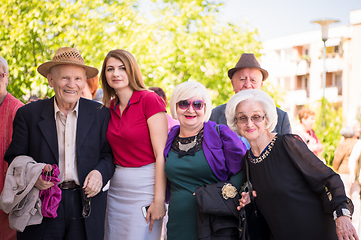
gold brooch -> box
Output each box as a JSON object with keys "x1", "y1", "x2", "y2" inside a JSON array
[{"x1": 221, "y1": 183, "x2": 237, "y2": 200}]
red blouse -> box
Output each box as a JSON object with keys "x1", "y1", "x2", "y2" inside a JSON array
[{"x1": 107, "y1": 90, "x2": 166, "y2": 167}]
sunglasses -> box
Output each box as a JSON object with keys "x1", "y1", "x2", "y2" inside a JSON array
[
  {"x1": 43, "y1": 164, "x2": 53, "y2": 182},
  {"x1": 81, "y1": 190, "x2": 91, "y2": 218},
  {"x1": 82, "y1": 197, "x2": 91, "y2": 218},
  {"x1": 235, "y1": 114, "x2": 266, "y2": 124},
  {"x1": 177, "y1": 100, "x2": 205, "y2": 110},
  {"x1": 72, "y1": 189, "x2": 91, "y2": 219}
]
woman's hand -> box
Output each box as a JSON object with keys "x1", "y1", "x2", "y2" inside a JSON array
[
  {"x1": 335, "y1": 216, "x2": 359, "y2": 240},
  {"x1": 146, "y1": 200, "x2": 166, "y2": 233},
  {"x1": 237, "y1": 190, "x2": 257, "y2": 210}
]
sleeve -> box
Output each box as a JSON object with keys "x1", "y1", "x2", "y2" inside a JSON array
[
  {"x1": 219, "y1": 124, "x2": 247, "y2": 176},
  {"x1": 283, "y1": 134, "x2": 348, "y2": 214},
  {"x1": 279, "y1": 111, "x2": 292, "y2": 134},
  {"x1": 93, "y1": 108, "x2": 115, "y2": 186},
  {"x1": 142, "y1": 91, "x2": 166, "y2": 119}
]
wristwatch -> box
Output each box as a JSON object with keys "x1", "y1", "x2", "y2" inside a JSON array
[{"x1": 333, "y1": 208, "x2": 352, "y2": 220}]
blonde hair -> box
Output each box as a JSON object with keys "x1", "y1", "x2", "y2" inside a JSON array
[
  {"x1": 100, "y1": 49, "x2": 147, "y2": 107},
  {"x1": 169, "y1": 81, "x2": 212, "y2": 122},
  {"x1": 225, "y1": 89, "x2": 277, "y2": 135}
]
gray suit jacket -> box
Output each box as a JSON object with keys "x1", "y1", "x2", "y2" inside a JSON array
[{"x1": 210, "y1": 103, "x2": 291, "y2": 134}]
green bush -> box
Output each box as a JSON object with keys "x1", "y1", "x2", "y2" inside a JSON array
[{"x1": 314, "y1": 98, "x2": 343, "y2": 167}]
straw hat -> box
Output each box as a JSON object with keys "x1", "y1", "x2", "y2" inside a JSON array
[
  {"x1": 228, "y1": 53, "x2": 269, "y2": 81},
  {"x1": 37, "y1": 47, "x2": 98, "y2": 78}
]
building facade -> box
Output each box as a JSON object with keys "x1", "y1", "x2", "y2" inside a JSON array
[{"x1": 261, "y1": 9, "x2": 361, "y2": 124}]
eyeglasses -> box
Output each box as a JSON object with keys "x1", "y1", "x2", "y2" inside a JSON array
[
  {"x1": 235, "y1": 114, "x2": 266, "y2": 124},
  {"x1": 177, "y1": 100, "x2": 205, "y2": 110},
  {"x1": 0, "y1": 73, "x2": 6, "y2": 78}
]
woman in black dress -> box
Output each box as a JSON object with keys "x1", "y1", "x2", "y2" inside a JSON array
[{"x1": 225, "y1": 89, "x2": 357, "y2": 240}]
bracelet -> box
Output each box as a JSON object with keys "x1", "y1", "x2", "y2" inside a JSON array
[{"x1": 333, "y1": 208, "x2": 352, "y2": 220}]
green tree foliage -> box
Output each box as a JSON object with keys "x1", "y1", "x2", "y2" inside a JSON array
[
  {"x1": 0, "y1": 0, "x2": 261, "y2": 104},
  {"x1": 0, "y1": 0, "x2": 137, "y2": 101},
  {"x1": 313, "y1": 98, "x2": 343, "y2": 166},
  {"x1": 262, "y1": 81, "x2": 286, "y2": 108}
]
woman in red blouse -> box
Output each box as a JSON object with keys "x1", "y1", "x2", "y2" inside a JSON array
[
  {"x1": 293, "y1": 107, "x2": 323, "y2": 158},
  {"x1": 100, "y1": 49, "x2": 168, "y2": 240}
]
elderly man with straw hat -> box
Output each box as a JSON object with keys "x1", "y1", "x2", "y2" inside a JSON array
[
  {"x1": 210, "y1": 53, "x2": 291, "y2": 144},
  {"x1": 4, "y1": 47, "x2": 114, "y2": 240}
]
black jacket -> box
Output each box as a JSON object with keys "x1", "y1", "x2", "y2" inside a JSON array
[
  {"x1": 5, "y1": 97, "x2": 115, "y2": 240},
  {"x1": 195, "y1": 181, "x2": 240, "y2": 240}
]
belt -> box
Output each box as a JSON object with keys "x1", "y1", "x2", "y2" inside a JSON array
[{"x1": 58, "y1": 181, "x2": 80, "y2": 190}]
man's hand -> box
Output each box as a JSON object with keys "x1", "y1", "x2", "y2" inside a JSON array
[
  {"x1": 34, "y1": 175, "x2": 54, "y2": 190},
  {"x1": 83, "y1": 170, "x2": 102, "y2": 198},
  {"x1": 335, "y1": 216, "x2": 358, "y2": 240}
]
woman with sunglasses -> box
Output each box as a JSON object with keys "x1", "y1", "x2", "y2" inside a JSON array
[
  {"x1": 100, "y1": 49, "x2": 168, "y2": 240},
  {"x1": 225, "y1": 89, "x2": 357, "y2": 240},
  {"x1": 164, "y1": 81, "x2": 247, "y2": 240}
]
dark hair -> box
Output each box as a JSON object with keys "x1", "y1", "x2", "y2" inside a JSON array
[
  {"x1": 149, "y1": 87, "x2": 167, "y2": 105},
  {"x1": 100, "y1": 49, "x2": 147, "y2": 107}
]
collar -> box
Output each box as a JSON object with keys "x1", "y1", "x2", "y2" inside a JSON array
[
  {"x1": 54, "y1": 98, "x2": 79, "y2": 119},
  {"x1": 111, "y1": 90, "x2": 145, "y2": 111},
  {"x1": 128, "y1": 90, "x2": 143, "y2": 105}
]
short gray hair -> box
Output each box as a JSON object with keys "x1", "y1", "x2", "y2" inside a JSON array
[
  {"x1": 169, "y1": 81, "x2": 212, "y2": 122},
  {"x1": 340, "y1": 126, "x2": 354, "y2": 138},
  {"x1": 0, "y1": 56, "x2": 9, "y2": 74},
  {"x1": 225, "y1": 89, "x2": 278, "y2": 135}
]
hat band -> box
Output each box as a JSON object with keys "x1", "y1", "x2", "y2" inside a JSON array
[{"x1": 53, "y1": 51, "x2": 84, "y2": 64}]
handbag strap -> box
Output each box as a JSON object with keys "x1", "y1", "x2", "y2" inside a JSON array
[{"x1": 245, "y1": 155, "x2": 256, "y2": 203}]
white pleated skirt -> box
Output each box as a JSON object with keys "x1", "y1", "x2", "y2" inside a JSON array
[{"x1": 104, "y1": 163, "x2": 162, "y2": 240}]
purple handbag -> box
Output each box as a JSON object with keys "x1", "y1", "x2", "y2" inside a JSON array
[{"x1": 39, "y1": 164, "x2": 61, "y2": 218}]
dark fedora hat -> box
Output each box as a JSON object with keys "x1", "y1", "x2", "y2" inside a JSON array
[
  {"x1": 37, "y1": 47, "x2": 98, "y2": 78},
  {"x1": 228, "y1": 53, "x2": 268, "y2": 81}
]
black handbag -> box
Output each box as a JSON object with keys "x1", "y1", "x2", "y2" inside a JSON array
[{"x1": 239, "y1": 158, "x2": 270, "y2": 240}]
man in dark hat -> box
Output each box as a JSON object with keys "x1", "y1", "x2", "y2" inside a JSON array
[
  {"x1": 210, "y1": 53, "x2": 291, "y2": 138},
  {"x1": 5, "y1": 47, "x2": 114, "y2": 240}
]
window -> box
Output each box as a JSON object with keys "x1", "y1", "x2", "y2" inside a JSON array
[
  {"x1": 335, "y1": 73, "x2": 342, "y2": 95},
  {"x1": 295, "y1": 75, "x2": 309, "y2": 97},
  {"x1": 295, "y1": 75, "x2": 308, "y2": 90},
  {"x1": 326, "y1": 72, "x2": 333, "y2": 86}
]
